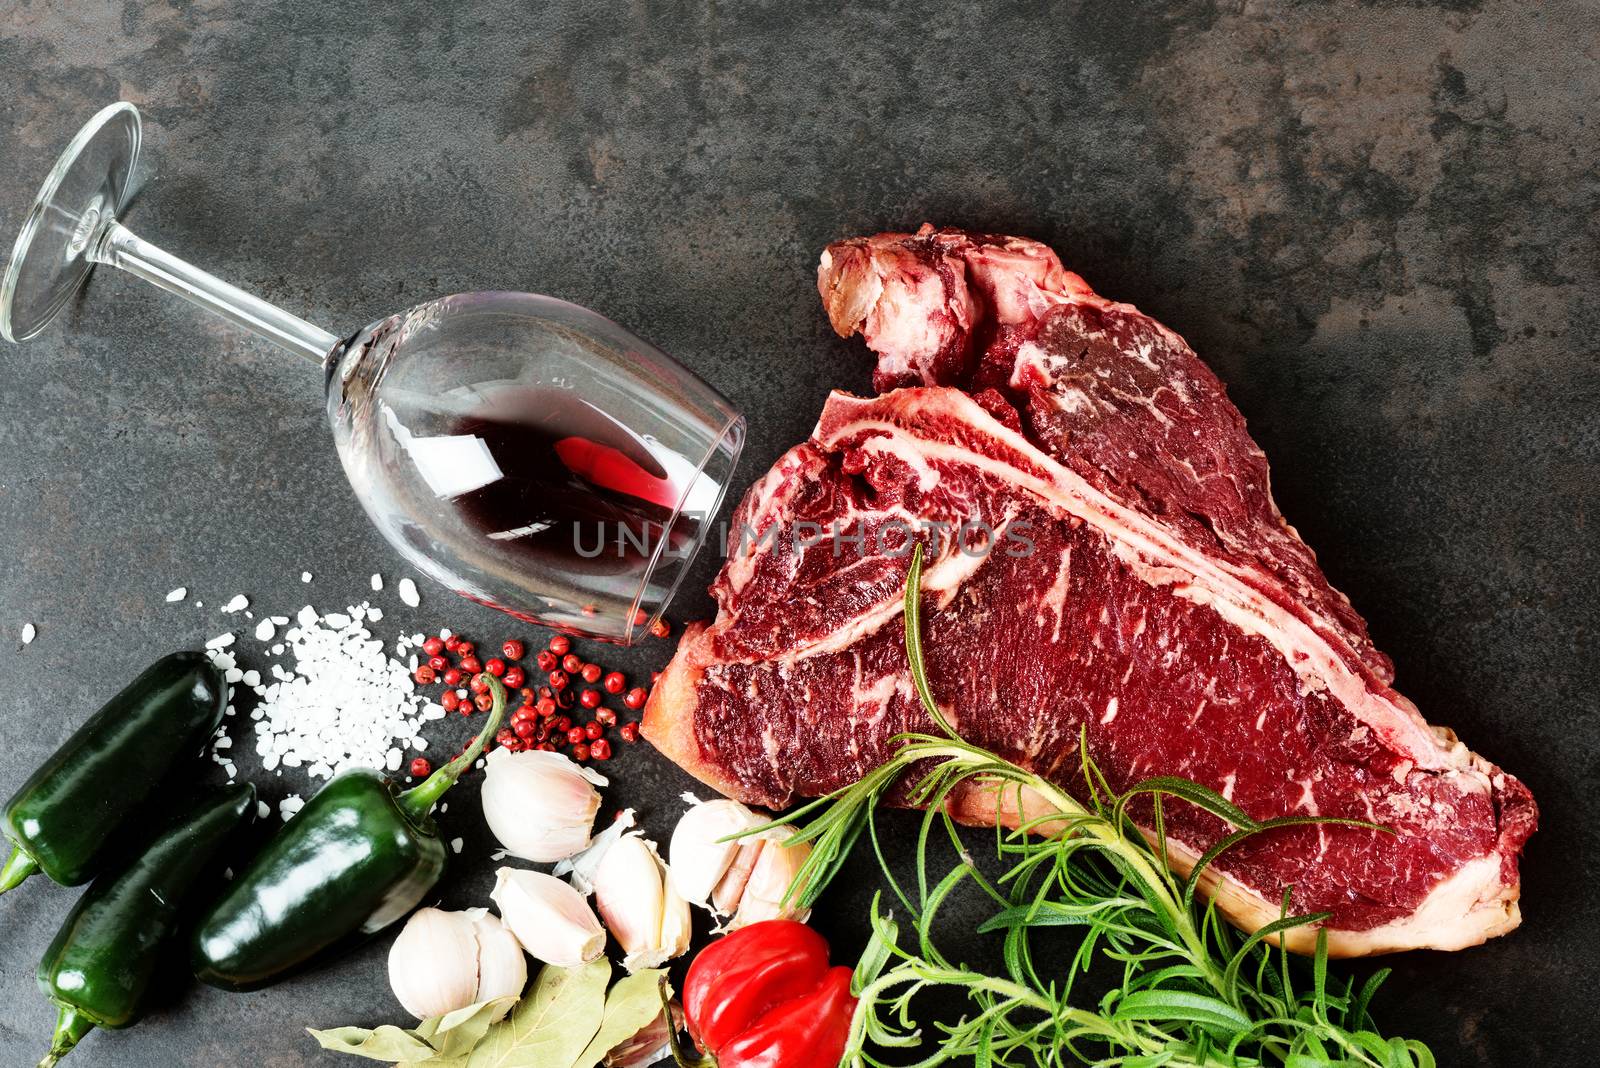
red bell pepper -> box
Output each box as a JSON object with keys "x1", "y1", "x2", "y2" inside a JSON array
[{"x1": 670, "y1": 919, "x2": 857, "y2": 1068}]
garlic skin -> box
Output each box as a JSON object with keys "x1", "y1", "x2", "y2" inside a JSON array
[
  {"x1": 592, "y1": 834, "x2": 693, "y2": 972},
  {"x1": 729, "y1": 826, "x2": 813, "y2": 930},
  {"x1": 667, "y1": 799, "x2": 766, "y2": 907},
  {"x1": 387, "y1": 907, "x2": 528, "y2": 1020},
  {"x1": 481, "y1": 749, "x2": 607, "y2": 863},
  {"x1": 388, "y1": 908, "x2": 480, "y2": 1019},
  {"x1": 604, "y1": 1001, "x2": 682, "y2": 1067},
  {"x1": 491, "y1": 868, "x2": 606, "y2": 967}
]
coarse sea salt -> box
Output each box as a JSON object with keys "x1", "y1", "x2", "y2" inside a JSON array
[
  {"x1": 222, "y1": 595, "x2": 249, "y2": 613},
  {"x1": 166, "y1": 587, "x2": 188, "y2": 602},
  {"x1": 237, "y1": 601, "x2": 444, "y2": 783},
  {"x1": 398, "y1": 578, "x2": 420, "y2": 607},
  {"x1": 20, "y1": 623, "x2": 36, "y2": 645}
]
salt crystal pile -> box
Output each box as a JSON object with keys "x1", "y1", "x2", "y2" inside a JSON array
[{"x1": 240, "y1": 601, "x2": 444, "y2": 781}]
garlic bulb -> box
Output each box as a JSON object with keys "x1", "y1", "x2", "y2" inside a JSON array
[
  {"x1": 592, "y1": 834, "x2": 692, "y2": 972},
  {"x1": 667, "y1": 799, "x2": 766, "y2": 907},
  {"x1": 491, "y1": 868, "x2": 606, "y2": 967},
  {"x1": 481, "y1": 748, "x2": 607, "y2": 863},
  {"x1": 729, "y1": 825, "x2": 813, "y2": 930},
  {"x1": 387, "y1": 907, "x2": 527, "y2": 1020}
]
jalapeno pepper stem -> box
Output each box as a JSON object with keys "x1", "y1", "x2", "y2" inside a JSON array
[
  {"x1": 661, "y1": 977, "x2": 715, "y2": 1068},
  {"x1": 396, "y1": 674, "x2": 506, "y2": 823},
  {"x1": 38, "y1": 1005, "x2": 94, "y2": 1067},
  {"x1": 0, "y1": 845, "x2": 39, "y2": 895}
]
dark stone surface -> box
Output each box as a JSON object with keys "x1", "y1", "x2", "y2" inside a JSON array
[{"x1": 0, "y1": 1, "x2": 1595, "y2": 1064}]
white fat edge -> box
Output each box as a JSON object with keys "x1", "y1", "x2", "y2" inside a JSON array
[
  {"x1": 850, "y1": 433, "x2": 942, "y2": 492},
  {"x1": 719, "y1": 446, "x2": 817, "y2": 598},
  {"x1": 863, "y1": 267, "x2": 952, "y2": 379},
  {"x1": 817, "y1": 392, "x2": 1460, "y2": 778}
]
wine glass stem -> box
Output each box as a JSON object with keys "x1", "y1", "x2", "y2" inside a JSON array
[{"x1": 89, "y1": 221, "x2": 339, "y2": 364}]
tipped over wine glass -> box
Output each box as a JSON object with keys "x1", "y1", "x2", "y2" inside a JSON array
[{"x1": 1, "y1": 103, "x2": 744, "y2": 644}]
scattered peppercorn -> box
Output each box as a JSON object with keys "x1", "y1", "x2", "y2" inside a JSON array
[
  {"x1": 578, "y1": 663, "x2": 600, "y2": 684},
  {"x1": 561, "y1": 653, "x2": 583, "y2": 674},
  {"x1": 469, "y1": 675, "x2": 491, "y2": 695},
  {"x1": 595, "y1": 708, "x2": 617, "y2": 728},
  {"x1": 589, "y1": 739, "x2": 612, "y2": 760},
  {"x1": 623, "y1": 687, "x2": 647, "y2": 710},
  {"x1": 459, "y1": 655, "x2": 483, "y2": 675},
  {"x1": 440, "y1": 690, "x2": 460, "y2": 713},
  {"x1": 503, "y1": 666, "x2": 525, "y2": 689},
  {"x1": 603, "y1": 671, "x2": 625, "y2": 694},
  {"x1": 409, "y1": 757, "x2": 432, "y2": 777},
  {"x1": 501, "y1": 639, "x2": 524, "y2": 661},
  {"x1": 535, "y1": 697, "x2": 557, "y2": 718},
  {"x1": 649, "y1": 617, "x2": 671, "y2": 638},
  {"x1": 495, "y1": 729, "x2": 518, "y2": 749},
  {"x1": 444, "y1": 635, "x2": 462, "y2": 653},
  {"x1": 547, "y1": 670, "x2": 569, "y2": 690},
  {"x1": 474, "y1": 692, "x2": 494, "y2": 713},
  {"x1": 571, "y1": 742, "x2": 590, "y2": 761},
  {"x1": 535, "y1": 650, "x2": 558, "y2": 672},
  {"x1": 427, "y1": 655, "x2": 448, "y2": 673},
  {"x1": 548, "y1": 635, "x2": 571, "y2": 656},
  {"x1": 514, "y1": 720, "x2": 536, "y2": 740},
  {"x1": 583, "y1": 720, "x2": 602, "y2": 741},
  {"x1": 456, "y1": 641, "x2": 475, "y2": 658},
  {"x1": 620, "y1": 722, "x2": 640, "y2": 743},
  {"x1": 485, "y1": 657, "x2": 507, "y2": 677},
  {"x1": 442, "y1": 667, "x2": 462, "y2": 687},
  {"x1": 579, "y1": 688, "x2": 602, "y2": 710},
  {"x1": 413, "y1": 664, "x2": 437, "y2": 685}
]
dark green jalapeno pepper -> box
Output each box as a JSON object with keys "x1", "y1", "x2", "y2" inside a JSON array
[
  {"x1": 37, "y1": 782, "x2": 256, "y2": 1066},
  {"x1": 1, "y1": 651, "x2": 228, "y2": 894},
  {"x1": 191, "y1": 675, "x2": 506, "y2": 991}
]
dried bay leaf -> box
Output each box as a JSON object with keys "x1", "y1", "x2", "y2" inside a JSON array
[
  {"x1": 572, "y1": 971, "x2": 670, "y2": 1068},
  {"x1": 456, "y1": 958, "x2": 611, "y2": 1068}
]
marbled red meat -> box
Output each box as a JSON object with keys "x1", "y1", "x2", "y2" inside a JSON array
[{"x1": 645, "y1": 225, "x2": 1536, "y2": 956}]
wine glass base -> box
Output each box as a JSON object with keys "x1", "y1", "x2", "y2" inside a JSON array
[{"x1": 0, "y1": 102, "x2": 142, "y2": 343}]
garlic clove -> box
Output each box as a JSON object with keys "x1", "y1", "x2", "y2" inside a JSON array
[
  {"x1": 656, "y1": 881, "x2": 693, "y2": 962},
  {"x1": 388, "y1": 907, "x2": 481, "y2": 1019},
  {"x1": 491, "y1": 868, "x2": 606, "y2": 966},
  {"x1": 711, "y1": 839, "x2": 765, "y2": 916},
  {"x1": 467, "y1": 909, "x2": 527, "y2": 1012},
  {"x1": 593, "y1": 834, "x2": 665, "y2": 959},
  {"x1": 667, "y1": 799, "x2": 766, "y2": 907},
  {"x1": 481, "y1": 748, "x2": 606, "y2": 863},
  {"x1": 729, "y1": 826, "x2": 813, "y2": 930}
]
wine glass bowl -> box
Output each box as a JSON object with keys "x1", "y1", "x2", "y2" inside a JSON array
[
  {"x1": 3, "y1": 103, "x2": 744, "y2": 642},
  {"x1": 326, "y1": 292, "x2": 743, "y2": 642}
]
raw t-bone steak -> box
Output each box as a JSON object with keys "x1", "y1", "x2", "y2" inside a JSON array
[{"x1": 645, "y1": 225, "x2": 1536, "y2": 955}]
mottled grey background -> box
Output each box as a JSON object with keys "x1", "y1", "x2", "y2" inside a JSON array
[{"x1": 1, "y1": 1, "x2": 1595, "y2": 1065}]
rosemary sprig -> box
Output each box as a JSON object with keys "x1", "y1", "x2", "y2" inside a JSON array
[{"x1": 766, "y1": 545, "x2": 1432, "y2": 1068}]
